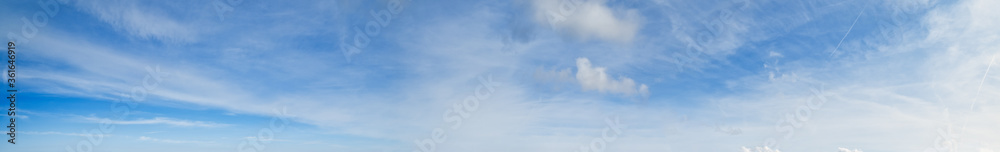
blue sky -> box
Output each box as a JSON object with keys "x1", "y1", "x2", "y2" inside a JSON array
[{"x1": 1, "y1": 0, "x2": 999, "y2": 151}]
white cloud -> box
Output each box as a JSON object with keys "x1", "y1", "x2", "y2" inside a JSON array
[
  {"x1": 138, "y1": 136, "x2": 213, "y2": 144},
  {"x1": 741, "y1": 146, "x2": 780, "y2": 152},
  {"x1": 70, "y1": 0, "x2": 195, "y2": 42},
  {"x1": 12, "y1": 114, "x2": 28, "y2": 120},
  {"x1": 530, "y1": 0, "x2": 642, "y2": 43},
  {"x1": 20, "y1": 0, "x2": 1000, "y2": 151},
  {"x1": 22, "y1": 131, "x2": 98, "y2": 137},
  {"x1": 719, "y1": 0, "x2": 1000, "y2": 151},
  {"x1": 575, "y1": 58, "x2": 649, "y2": 97},
  {"x1": 81, "y1": 116, "x2": 229, "y2": 128},
  {"x1": 838, "y1": 147, "x2": 863, "y2": 152},
  {"x1": 769, "y1": 51, "x2": 783, "y2": 58}
]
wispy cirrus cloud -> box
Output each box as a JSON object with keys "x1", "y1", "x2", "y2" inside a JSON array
[
  {"x1": 68, "y1": 0, "x2": 197, "y2": 42},
  {"x1": 22, "y1": 131, "x2": 103, "y2": 137},
  {"x1": 138, "y1": 136, "x2": 215, "y2": 144},
  {"x1": 80, "y1": 116, "x2": 229, "y2": 128},
  {"x1": 6, "y1": 0, "x2": 1000, "y2": 151}
]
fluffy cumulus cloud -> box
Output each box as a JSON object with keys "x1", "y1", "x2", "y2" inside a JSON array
[
  {"x1": 575, "y1": 58, "x2": 649, "y2": 97},
  {"x1": 531, "y1": 58, "x2": 650, "y2": 98},
  {"x1": 530, "y1": 0, "x2": 641, "y2": 43},
  {"x1": 741, "y1": 146, "x2": 780, "y2": 152}
]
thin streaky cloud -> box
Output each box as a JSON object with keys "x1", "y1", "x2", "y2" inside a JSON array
[
  {"x1": 80, "y1": 116, "x2": 229, "y2": 128},
  {"x1": 2, "y1": 0, "x2": 998, "y2": 151}
]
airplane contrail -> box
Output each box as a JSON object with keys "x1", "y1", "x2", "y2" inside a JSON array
[{"x1": 829, "y1": 7, "x2": 867, "y2": 57}]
